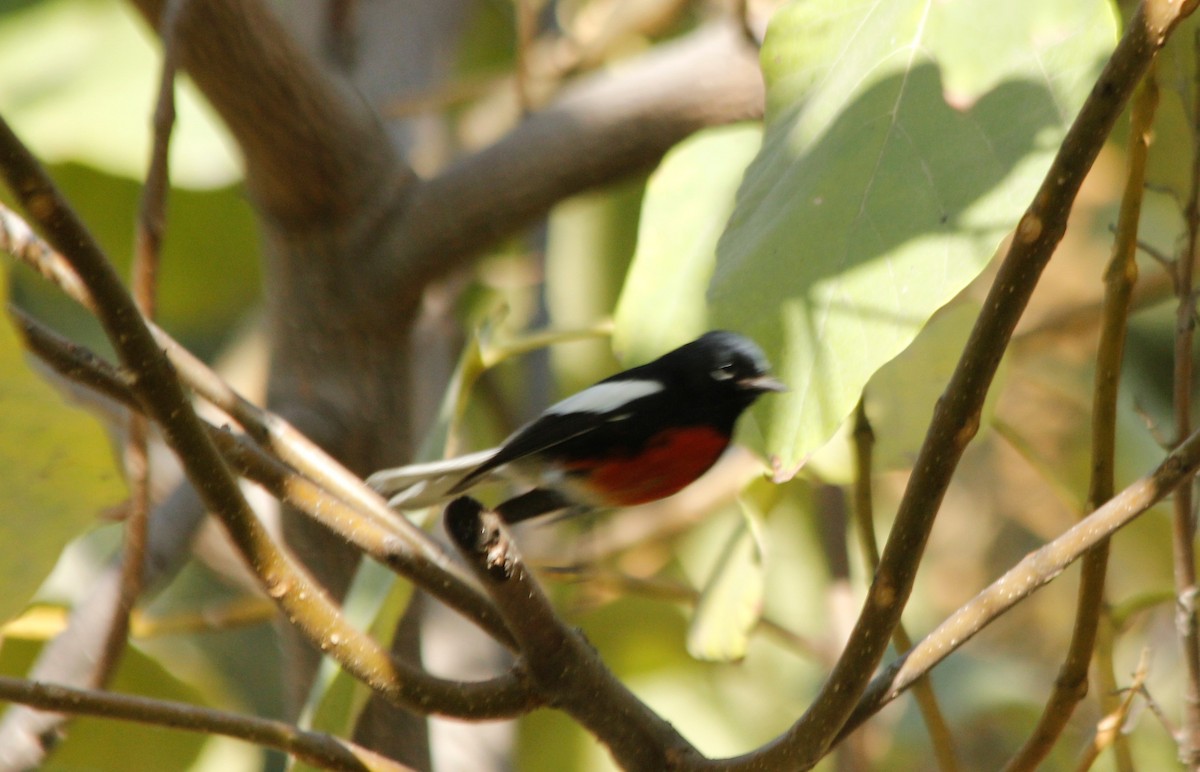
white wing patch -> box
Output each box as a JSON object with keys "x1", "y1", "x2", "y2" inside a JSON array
[{"x1": 545, "y1": 378, "x2": 663, "y2": 415}]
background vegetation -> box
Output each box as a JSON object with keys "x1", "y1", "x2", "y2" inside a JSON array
[{"x1": 1, "y1": 0, "x2": 1199, "y2": 769}]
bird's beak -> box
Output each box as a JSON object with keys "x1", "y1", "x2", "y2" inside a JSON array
[{"x1": 739, "y1": 374, "x2": 787, "y2": 393}]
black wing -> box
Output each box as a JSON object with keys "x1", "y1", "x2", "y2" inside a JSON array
[{"x1": 448, "y1": 410, "x2": 617, "y2": 494}]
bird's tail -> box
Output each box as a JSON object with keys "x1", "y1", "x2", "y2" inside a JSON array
[{"x1": 366, "y1": 448, "x2": 497, "y2": 509}]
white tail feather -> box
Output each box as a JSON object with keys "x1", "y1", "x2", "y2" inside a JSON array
[{"x1": 366, "y1": 448, "x2": 499, "y2": 508}]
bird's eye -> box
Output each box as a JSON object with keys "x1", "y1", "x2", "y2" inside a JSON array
[{"x1": 710, "y1": 363, "x2": 736, "y2": 381}]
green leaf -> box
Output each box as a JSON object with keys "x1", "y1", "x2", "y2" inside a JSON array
[
  {"x1": 710, "y1": 0, "x2": 1116, "y2": 474},
  {"x1": 867, "y1": 300, "x2": 997, "y2": 471},
  {"x1": 686, "y1": 497, "x2": 767, "y2": 663},
  {"x1": 0, "y1": 273, "x2": 125, "y2": 624},
  {"x1": 614, "y1": 124, "x2": 763, "y2": 365}
]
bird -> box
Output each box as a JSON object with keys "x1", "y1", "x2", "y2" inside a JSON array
[{"x1": 367, "y1": 331, "x2": 785, "y2": 524}]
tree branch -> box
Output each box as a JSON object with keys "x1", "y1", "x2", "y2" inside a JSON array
[
  {"x1": 385, "y1": 20, "x2": 765, "y2": 294},
  {"x1": 839, "y1": 416, "x2": 1200, "y2": 740},
  {"x1": 1002, "y1": 64, "x2": 1159, "y2": 772},
  {"x1": 0, "y1": 676, "x2": 411, "y2": 772},
  {"x1": 444, "y1": 498, "x2": 704, "y2": 771},
  {"x1": 92, "y1": 0, "x2": 184, "y2": 697},
  {"x1": 0, "y1": 117, "x2": 528, "y2": 720},
  {"x1": 851, "y1": 401, "x2": 959, "y2": 771},
  {"x1": 127, "y1": 0, "x2": 408, "y2": 227},
  {"x1": 10, "y1": 306, "x2": 516, "y2": 652},
  {"x1": 0, "y1": 200, "x2": 496, "y2": 645},
  {"x1": 1172, "y1": 26, "x2": 1200, "y2": 765}
]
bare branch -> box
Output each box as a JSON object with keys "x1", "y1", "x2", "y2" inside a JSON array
[
  {"x1": 0, "y1": 675, "x2": 412, "y2": 772},
  {"x1": 127, "y1": 0, "x2": 409, "y2": 226},
  {"x1": 92, "y1": 0, "x2": 186, "y2": 697},
  {"x1": 839, "y1": 415, "x2": 1200, "y2": 739},
  {"x1": 386, "y1": 20, "x2": 764, "y2": 294},
  {"x1": 0, "y1": 117, "x2": 528, "y2": 720},
  {"x1": 1003, "y1": 62, "x2": 1160, "y2": 772},
  {"x1": 444, "y1": 497, "x2": 704, "y2": 771}
]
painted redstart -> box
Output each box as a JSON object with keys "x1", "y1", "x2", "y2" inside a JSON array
[{"x1": 367, "y1": 331, "x2": 784, "y2": 523}]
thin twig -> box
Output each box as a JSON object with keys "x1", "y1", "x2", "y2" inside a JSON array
[
  {"x1": 1073, "y1": 649, "x2": 1151, "y2": 772},
  {"x1": 0, "y1": 675, "x2": 411, "y2": 772},
  {"x1": 92, "y1": 0, "x2": 185, "y2": 695},
  {"x1": 851, "y1": 401, "x2": 959, "y2": 771},
  {"x1": 838, "y1": 415, "x2": 1200, "y2": 740},
  {"x1": 1172, "y1": 29, "x2": 1200, "y2": 767},
  {"x1": 1003, "y1": 63, "x2": 1159, "y2": 772},
  {"x1": 1092, "y1": 612, "x2": 1134, "y2": 772},
  {"x1": 1140, "y1": 682, "x2": 1181, "y2": 740}
]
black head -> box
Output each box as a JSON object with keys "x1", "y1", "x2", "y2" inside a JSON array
[{"x1": 650, "y1": 331, "x2": 786, "y2": 419}]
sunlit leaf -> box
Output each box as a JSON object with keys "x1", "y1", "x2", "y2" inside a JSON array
[
  {"x1": 0, "y1": 274, "x2": 125, "y2": 624},
  {"x1": 614, "y1": 124, "x2": 763, "y2": 365},
  {"x1": 867, "y1": 300, "x2": 996, "y2": 470},
  {"x1": 710, "y1": 0, "x2": 1116, "y2": 474},
  {"x1": 686, "y1": 498, "x2": 767, "y2": 663}
]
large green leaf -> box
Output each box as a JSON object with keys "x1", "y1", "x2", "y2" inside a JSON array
[
  {"x1": 0, "y1": 274, "x2": 126, "y2": 624},
  {"x1": 710, "y1": 0, "x2": 1116, "y2": 474},
  {"x1": 613, "y1": 124, "x2": 762, "y2": 365}
]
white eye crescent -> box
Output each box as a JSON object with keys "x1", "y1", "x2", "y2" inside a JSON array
[{"x1": 710, "y1": 363, "x2": 736, "y2": 381}]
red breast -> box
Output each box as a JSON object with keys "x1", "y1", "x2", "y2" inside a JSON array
[{"x1": 562, "y1": 425, "x2": 731, "y2": 507}]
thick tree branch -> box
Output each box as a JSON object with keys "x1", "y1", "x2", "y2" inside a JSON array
[
  {"x1": 128, "y1": 0, "x2": 407, "y2": 227},
  {"x1": 445, "y1": 498, "x2": 704, "y2": 771},
  {"x1": 387, "y1": 20, "x2": 764, "y2": 294}
]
